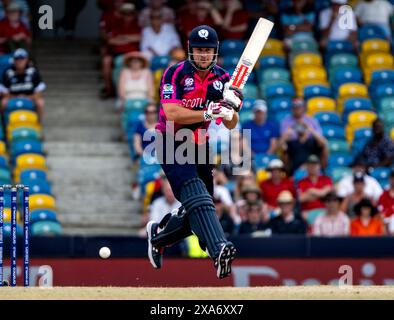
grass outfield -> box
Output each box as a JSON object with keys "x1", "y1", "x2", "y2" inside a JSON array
[{"x1": 0, "y1": 286, "x2": 394, "y2": 300}]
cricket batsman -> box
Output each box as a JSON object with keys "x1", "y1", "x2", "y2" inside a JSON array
[{"x1": 146, "y1": 25, "x2": 243, "y2": 279}]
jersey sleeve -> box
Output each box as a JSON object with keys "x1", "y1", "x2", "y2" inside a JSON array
[
  {"x1": 32, "y1": 69, "x2": 46, "y2": 92},
  {"x1": 160, "y1": 63, "x2": 184, "y2": 104},
  {"x1": 0, "y1": 69, "x2": 10, "y2": 93}
]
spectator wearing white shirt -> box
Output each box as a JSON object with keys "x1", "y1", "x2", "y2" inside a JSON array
[
  {"x1": 138, "y1": 0, "x2": 175, "y2": 28},
  {"x1": 312, "y1": 192, "x2": 350, "y2": 236},
  {"x1": 354, "y1": 0, "x2": 393, "y2": 38},
  {"x1": 148, "y1": 178, "x2": 181, "y2": 223},
  {"x1": 140, "y1": 11, "x2": 182, "y2": 61},
  {"x1": 336, "y1": 159, "x2": 383, "y2": 202},
  {"x1": 319, "y1": 0, "x2": 358, "y2": 49}
]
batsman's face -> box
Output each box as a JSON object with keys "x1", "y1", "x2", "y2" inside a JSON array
[{"x1": 192, "y1": 47, "x2": 215, "y2": 69}]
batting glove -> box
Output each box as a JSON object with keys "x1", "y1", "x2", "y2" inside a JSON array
[
  {"x1": 203, "y1": 102, "x2": 223, "y2": 121},
  {"x1": 223, "y1": 82, "x2": 244, "y2": 112}
]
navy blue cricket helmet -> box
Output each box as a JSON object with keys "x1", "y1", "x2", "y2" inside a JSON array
[{"x1": 188, "y1": 25, "x2": 219, "y2": 71}]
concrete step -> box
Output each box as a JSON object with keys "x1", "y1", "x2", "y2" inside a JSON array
[
  {"x1": 43, "y1": 113, "x2": 120, "y2": 127},
  {"x1": 47, "y1": 155, "x2": 131, "y2": 170},
  {"x1": 59, "y1": 212, "x2": 141, "y2": 228},
  {"x1": 61, "y1": 227, "x2": 139, "y2": 236},
  {"x1": 43, "y1": 127, "x2": 122, "y2": 142},
  {"x1": 44, "y1": 142, "x2": 129, "y2": 157},
  {"x1": 57, "y1": 199, "x2": 140, "y2": 216}
]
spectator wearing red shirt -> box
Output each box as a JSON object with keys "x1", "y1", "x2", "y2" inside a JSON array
[
  {"x1": 378, "y1": 168, "x2": 394, "y2": 223},
  {"x1": 101, "y1": 3, "x2": 141, "y2": 98},
  {"x1": 351, "y1": 198, "x2": 385, "y2": 236},
  {"x1": 177, "y1": 0, "x2": 223, "y2": 45},
  {"x1": 298, "y1": 154, "x2": 334, "y2": 215},
  {"x1": 260, "y1": 159, "x2": 296, "y2": 210},
  {"x1": 99, "y1": 0, "x2": 124, "y2": 39},
  {"x1": 219, "y1": 0, "x2": 249, "y2": 40},
  {"x1": 0, "y1": 2, "x2": 31, "y2": 54}
]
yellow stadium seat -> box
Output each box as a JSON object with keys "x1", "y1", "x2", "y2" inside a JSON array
[
  {"x1": 0, "y1": 141, "x2": 6, "y2": 155},
  {"x1": 362, "y1": 39, "x2": 390, "y2": 53},
  {"x1": 2, "y1": 208, "x2": 22, "y2": 223},
  {"x1": 294, "y1": 67, "x2": 327, "y2": 86},
  {"x1": 8, "y1": 110, "x2": 39, "y2": 126},
  {"x1": 256, "y1": 169, "x2": 269, "y2": 184},
  {"x1": 366, "y1": 53, "x2": 394, "y2": 70},
  {"x1": 307, "y1": 97, "x2": 336, "y2": 115},
  {"x1": 293, "y1": 53, "x2": 323, "y2": 69},
  {"x1": 16, "y1": 153, "x2": 47, "y2": 171},
  {"x1": 29, "y1": 194, "x2": 57, "y2": 211},
  {"x1": 348, "y1": 110, "x2": 377, "y2": 128},
  {"x1": 338, "y1": 83, "x2": 368, "y2": 98},
  {"x1": 391, "y1": 128, "x2": 394, "y2": 141},
  {"x1": 261, "y1": 39, "x2": 285, "y2": 57}
]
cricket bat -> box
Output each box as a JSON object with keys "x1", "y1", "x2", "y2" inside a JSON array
[{"x1": 216, "y1": 18, "x2": 274, "y2": 124}]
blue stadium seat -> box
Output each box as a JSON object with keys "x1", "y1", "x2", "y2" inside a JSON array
[
  {"x1": 328, "y1": 153, "x2": 353, "y2": 167},
  {"x1": 265, "y1": 83, "x2": 295, "y2": 100},
  {"x1": 314, "y1": 112, "x2": 341, "y2": 126},
  {"x1": 20, "y1": 169, "x2": 47, "y2": 182},
  {"x1": 243, "y1": 83, "x2": 260, "y2": 99},
  {"x1": 253, "y1": 153, "x2": 278, "y2": 170},
  {"x1": 343, "y1": 98, "x2": 373, "y2": 122},
  {"x1": 322, "y1": 124, "x2": 346, "y2": 140},
  {"x1": 31, "y1": 221, "x2": 63, "y2": 236},
  {"x1": 0, "y1": 54, "x2": 13, "y2": 76},
  {"x1": 293, "y1": 167, "x2": 308, "y2": 183},
  {"x1": 0, "y1": 156, "x2": 8, "y2": 169},
  {"x1": 371, "y1": 83, "x2": 394, "y2": 103},
  {"x1": 303, "y1": 85, "x2": 332, "y2": 100},
  {"x1": 220, "y1": 40, "x2": 245, "y2": 56},
  {"x1": 23, "y1": 178, "x2": 52, "y2": 195},
  {"x1": 370, "y1": 167, "x2": 391, "y2": 181},
  {"x1": 259, "y1": 56, "x2": 286, "y2": 70},
  {"x1": 358, "y1": 24, "x2": 387, "y2": 42},
  {"x1": 370, "y1": 70, "x2": 394, "y2": 89},
  {"x1": 6, "y1": 98, "x2": 35, "y2": 114},
  {"x1": 326, "y1": 166, "x2": 352, "y2": 184},
  {"x1": 268, "y1": 97, "x2": 292, "y2": 114},
  {"x1": 11, "y1": 140, "x2": 44, "y2": 159},
  {"x1": 137, "y1": 164, "x2": 161, "y2": 191},
  {"x1": 30, "y1": 209, "x2": 58, "y2": 223},
  {"x1": 242, "y1": 98, "x2": 255, "y2": 111},
  {"x1": 222, "y1": 55, "x2": 239, "y2": 69},
  {"x1": 3, "y1": 223, "x2": 23, "y2": 237},
  {"x1": 331, "y1": 68, "x2": 363, "y2": 91},
  {"x1": 150, "y1": 55, "x2": 170, "y2": 71}
]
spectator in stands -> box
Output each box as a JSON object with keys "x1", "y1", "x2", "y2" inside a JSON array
[
  {"x1": 168, "y1": 47, "x2": 186, "y2": 66},
  {"x1": 101, "y1": 3, "x2": 141, "y2": 99},
  {"x1": 279, "y1": 98, "x2": 327, "y2": 174},
  {"x1": 241, "y1": 184, "x2": 261, "y2": 203},
  {"x1": 0, "y1": 1, "x2": 31, "y2": 54},
  {"x1": 219, "y1": 0, "x2": 249, "y2": 40},
  {"x1": 242, "y1": 99, "x2": 279, "y2": 155},
  {"x1": 260, "y1": 159, "x2": 296, "y2": 211},
  {"x1": 319, "y1": 0, "x2": 358, "y2": 50},
  {"x1": 55, "y1": 0, "x2": 88, "y2": 39},
  {"x1": 234, "y1": 169, "x2": 257, "y2": 201},
  {"x1": 0, "y1": 0, "x2": 30, "y2": 28},
  {"x1": 133, "y1": 102, "x2": 158, "y2": 161},
  {"x1": 337, "y1": 157, "x2": 383, "y2": 202},
  {"x1": 238, "y1": 200, "x2": 270, "y2": 235},
  {"x1": 350, "y1": 198, "x2": 385, "y2": 236},
  {"x1": 312, "y1": 192, "x2": 350, "y2": 236},
  {"x1": 281, "y1": 0, "x2": 315, "y2": 49},
  {"x1": 354, "y1": 0, "x2": 393, "y2": 38},
  {"x1": 248, "y1": 0, "x2": 280, "y2": 39},
  {"x1": 298, "y1": 155, "x2": 334, "y2": 216},
  {"x1": 118, "y1": 52, "x2": 154, "y2": 106},
  {"x1": 214, "y1": 196, "x2": 237, "y2": 236},
  {"x1": 145, "y1": 177, "x2": 181, "y2": 229},
  {"x1": 269, "y1": 191, "x2": 308, "y2": 235},
  {"x1": 140, "y1": 12, "x2": 182, "y2": 61},
  {"x1": 177, "y1": 0, "x2": 223, "y2": 43},
  {"x1": 139, "y1": 0, "x2": 175, "y2": 28},
  {"x1": 340, "y1": 172, "x2": 375, "y2": 216},
  {"x1": 358, "y1": 118, "x2": 394, "y2": 169},
  {"x1": 0, "y1": 48, "x2": 45, "y2": 119},
  {"x1": 98, "y1": 0, "x2": 124, "y2": 42},
  {"x1": 378, "y1": 167, "x2": 394, "y2": 228}
]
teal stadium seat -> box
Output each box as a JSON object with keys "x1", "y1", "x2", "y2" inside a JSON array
[{"x1": 31, "y1": 221, "x2": 63, "y2": 236}]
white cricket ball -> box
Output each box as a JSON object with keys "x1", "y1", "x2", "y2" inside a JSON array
[{"x1": 99, "y1": 247, "x2": 111, "y2": 259}]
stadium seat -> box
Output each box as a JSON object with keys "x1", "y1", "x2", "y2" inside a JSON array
[
  {"x1": 10, "y1": 127, "x2": 41, "y2": 142},
  {"x1": 314, "y1": 112, "x2": 341, "y2": 126},
  {"x1": 347, "y1": 110, "x2": 377, "y2": 127},
  {"x1": 29, "y1": 194, "x2": 56, "y2": 211},
  {"x1": 30, "y1": 209, "x2": 58, "y2": 223},
  {"x1": 124, "y1": 98, "x2": 150, "y2": 113},
  {"x1": 15, "y1": 154, "x2": 47, "y2": 171},
  {"x1": 378, "y1": 96, "x2": 394, "y2": 113},
  {"x1": 303, "y1": 85, "x2": 331, "y2": 100},
  {"x1": 328, "y1": 153, "x2": 353, "y2": 167},
  {"x1": 242, "y1": 98, "x2": 255, "y2": 111},
  {"x1": 150, "y1": 55, "x2": 170, "y2": 71},
  {"x1": 20, "y1": 169, "x2": 47, "y2": 182},
  {"x1": 305, "y1": 208, "x2": 326, "y2": 225},
  {"x1": 293, "y1": 53, "x2": 322, "y2": 69},
  {"x1": 307, "y1": 97, "x2": 336, "y2": 115},
  {"x1": 3, "y1": 223, "x2": 23, "y2": 237},
  {"x1": 0, "y1": 156, "x2": 8, "y2": 169},
  {"x1": 23, "y1": 178, "x2": 52, "y2": 195},
  {"x1": 359, "y1": 24, "x2": 388, "y2": 42},
  {"x1": 326, "y1": 40, "x2": 354, "y2": 55},
  {"x1": 268, "y1": 97, "x2": 292, "y2": 114},
  {"x1": 260, "y1": 68, "x2": 290, "y2": 83},
  {"x1": 342, "y1": 98, "x2": 373, "y2": 122},
  {"x1": 322, "y1": 124, "x2": 346, "y2": 140},
  {"x1": 0, "y1": 167, "x2": 12, "y2": 182},
  {"x1": 243, "y1": 83, "x2": 260, "y2": 99},
  {"x1": 331, "y1": 68, "x2": 363, "y2": 90},
  {"x1": 239, "y1": 110, "x2": 254, "y2": 124},
  {"x1": 294, "y1": 67, "x2": 327, "y2": 87},
  {"x1": 220, "y1": 39, "x2": 245, "y2": 56},
  {"x1": 370, "y1": 167, "x2": 391, "y2": 181},
  {"x1": 293, "y1": 167, "x2": 308, "y2": 183},
  {"x1": 6, "y1": 98, "x2": 35, "y2": 114},
  {"x1": 0, "y1": 141, "x2": 6, "y2": 156},
  {"x1": 338, "y1": 83, "x2": 369, "y2": 98},
  {"x1": 222, "y1": 55, "x2": 239, "y2": 69},
  {"x1": 291, "y1": 39, "x2": 318, "y2": 53},
  {"x1": 328, "y1": 139, "x2": 349, "y2": 154},
  {"x1": 264, "y1": 83, "x2": 295, "y2": 100},
  {"x1": 369, "y1": 70, "x2": 394, "y2": 88},
  {"x1": 259, "y1": 56, "x2": 286, "y2": 70},
  {"x1": 11, "y1": 140, "x2": 44, "y2": 159},
  {"x1": 2, "y1": 208, "x2": 21, "y2": 224},
  {"x1": 31, "y1": 221, "x2": 63, "y2": 236},
  {"x1": 361, "y1": 39, "x2": 391, "y2": 53},
  {"x1": 253, "y1": 154, "x2": 278, "y2": 170},
  {"x1": 326, "y1": 166, "x2": 352, "y2": 184},
  {"x1": 261, "y1": 38, "x2": 285, "y2": 57},
  {"x1": 8, "y1": 110, "x2": 39, "y2": 127},
  {"x1": 329, "y1": 53, "x2": 358, "y2": 70}
]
